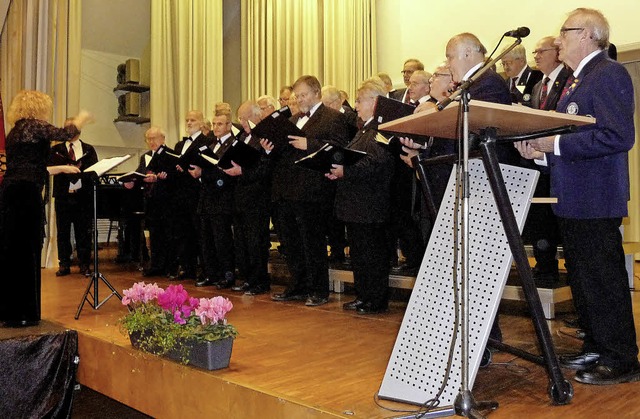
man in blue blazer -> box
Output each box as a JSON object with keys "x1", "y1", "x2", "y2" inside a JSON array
[{"x1": 517, "y1": 8, "x2": 639, "y2": 385}]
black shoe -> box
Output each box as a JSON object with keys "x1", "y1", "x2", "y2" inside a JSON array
[
  {"x1": 232, "y1": 282, "x2": 251, "y2": 292},
  {"x1": 214, "y1": 279, "x2": 235, "y2": 289},
  {"x1": 356, "y1": 301, "x2": 388, "y2": 314},
  {"x1": 305, "y1": 295, "x2": 329, "y2": 306},
  {"x1": 245, "y1": 285, "x2": 270, "y2": 296},
  {"x1": 563, "y1": 317, "x2": 581, "y2": 329},
  {"x1": 56, "y1": 267, "x2": 71, "y2": 277},
  {"x1": 575, "y1": 363, "x2": 640, "y2": 385},
  {"x1": 195, "y1": 277, "x2": 216, "y2": 287},
  {"x1": 342, "y1": 299, "x2": 364, "y2": 310},
  {"x1": 142, "y1": 268, "x2": 163, "y2": 277},
  {"x1": 272, "y1": 288, "x2": 308, "y2": 302},
  {"x1": 79, "y1": 265, "x2": 92, "y2": 276},
  {"x1": 559, "y1": 351, "x2": 600, "y2": 370}
]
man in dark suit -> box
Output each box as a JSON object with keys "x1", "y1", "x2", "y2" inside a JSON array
[
  {"x1": 389, "y1": 58, "x2": 424, "y2": 104},
  {"x1": 270, "y1": 75, "x2": 350, "y2": 306},
  {"x1": 50, "y1": 122, "x2": 98, "y2": 276},
  {"x1": 172, "y1": 110, "x2": 213, "y2": 280},
  {"x1": 189, "y1": 110, "x2": 237, "y2": 289},
  {"x1": 223, "y1": 101, "x2": 272, "y2": 295},
  {"x1": 501, "y1": 44, "x2": 543, "y2": 106},
  {"x1": 327, "y1": 78, "x2": 395, "y2": 314},
  {"x1": 522, "y1": 36, "x2": 571, "y2": 285},
  {"x1": 517, "y1": 8, "x2": 639, "y2": 385},
  {"x1": 124, "y1": 127, "x2": 176, "y2": 277}
]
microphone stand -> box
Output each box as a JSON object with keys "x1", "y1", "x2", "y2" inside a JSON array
[{"x1": 440, "y1": 37, "x2": 524, "y2": 419}]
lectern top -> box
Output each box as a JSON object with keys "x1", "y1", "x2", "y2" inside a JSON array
[{"x1": 378, "y1": 100, "x2": 595, "y2": 140}]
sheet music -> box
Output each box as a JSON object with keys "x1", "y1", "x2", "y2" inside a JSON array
[{"x1": 84, "y1": 154, "x2": 131, "y2": 176}]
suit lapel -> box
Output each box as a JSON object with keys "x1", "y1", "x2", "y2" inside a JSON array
[{"x1": 558, "y1": 51, "x2": 606, "y2": 110}]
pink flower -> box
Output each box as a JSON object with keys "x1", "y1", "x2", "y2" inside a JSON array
[
  {"x1": 195, "y1": 296, "x2": 233, "y2": 325},
  {"x1": 122, "y1": 282, "x2": 162, "y2": 305},
  {"x1": 157, "y1": 285, "x2": 199, "y2": 324}
]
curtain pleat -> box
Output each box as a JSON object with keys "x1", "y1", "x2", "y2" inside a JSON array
[
  {"x1": 150, "y1": 0, "x2": 224, "y2": 146},
  {"x1": 242, "y1": 0, "x2": 373, "y2": 103}
]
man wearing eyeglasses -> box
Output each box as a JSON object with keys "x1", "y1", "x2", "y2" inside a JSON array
[
  {"x1": 516, "y1": 8, "x2": 639, "y2": 385},
  {"x1": 278, "y1": 85, "x2": 293, "y2": 108},
  {"x1": 390, "y1": 58, "x2": 424, "y2": 104},
  {"x1": 500, "y1": 44, "x2": 543, "y2": 106},
  {"x1": 521, "y1": 36, "x2": 570, "y2": 288}
]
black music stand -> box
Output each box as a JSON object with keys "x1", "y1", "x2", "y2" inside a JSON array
[{"x1": 75, "y1": 155, "x2": 131, "y2": 319}]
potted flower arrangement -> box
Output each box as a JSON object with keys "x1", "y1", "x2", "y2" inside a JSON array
[{"x1": 119, "y1": 282, "x2": 237, "y2": 370}]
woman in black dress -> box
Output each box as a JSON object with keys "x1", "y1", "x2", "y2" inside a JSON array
[{"x1": 0, "y1": 90, "x2": 91, "y2": 327}]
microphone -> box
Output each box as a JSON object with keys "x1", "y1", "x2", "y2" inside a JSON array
[{"x1": 504, "y1": 27, "x2": 530, "y2": 38}]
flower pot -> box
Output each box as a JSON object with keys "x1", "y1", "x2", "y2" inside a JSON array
[
  {"x1": 128, "y1": 331, "x2": 234, "y2": 371},
  {"x1": 166, "y1": 337, "x2": 234, "y2": 370}
]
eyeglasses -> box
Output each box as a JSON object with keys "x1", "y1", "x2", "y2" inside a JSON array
[
  {"x1": 401, "y1": 70, "x2": 415, "y2": 75},
  {"x1": 500, "y1": 60, "x2": 514, "y2": 67},
  {"x1": 559, "y1": 27, "x2": 584, "y2": 37},
  {"x1": 532, "y1": 47, "x2": 556, "y2": 55},
  {"x1": 278, "y1": 97, "x2": 288, "y2": 103},
  {"x1": 433, "y1": 73, "x2": 452, "y2": 78}
]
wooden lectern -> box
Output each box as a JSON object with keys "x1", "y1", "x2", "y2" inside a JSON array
[{"x1": 377, "y1": 100, "x2": 593, "y2": 412}]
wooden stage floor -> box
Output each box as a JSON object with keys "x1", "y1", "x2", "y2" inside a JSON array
[{"x1": 35, "y1": 247, "x2": 640, "y2": 418}]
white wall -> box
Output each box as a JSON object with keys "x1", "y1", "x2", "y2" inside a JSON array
[
  {"x1": 376, "y1": 1, "x2": 640, "y2": 89},
  {"x1": 79, "y1": 49, "x2": 147, "y2": 172}
]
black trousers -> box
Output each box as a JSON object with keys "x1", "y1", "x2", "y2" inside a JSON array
[
  {"x1": 200, "y1": 211, "x2": 235, "y2": 279},
  {"x1": 347, "y1": 222, "x2": 389, "y2": 306},
  {"x1": 234, "y1": 209, "x2": 270, "y2": 287},
  {"x1": 276, "y1": 200, "x2": 329, "y2": 298},
  {"x1": 173, "y1": 203, "x2": 200, "y2": 274},
  {"x1": 558, "y1": 217, "x2": 639, "y2": 368},
  {"x1": 55, "y1": 194, "x2": 92, "y2": 267}
]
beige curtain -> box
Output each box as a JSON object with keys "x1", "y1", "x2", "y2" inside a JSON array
[
  {"x1": 623, "y1": 60, "x2": 640, "y2": 248},
  {"x1": 241, "y1": 0, "x2": 376, "y2": 102},
  {"x1": 0, "y1": 0, "x2": 81, "y2": 267},
  {"x1": 150, "y1": 0, "x2": 224, "y2": 146},
  {"x1": 322, "y1": 0, "x2": 376, "y2": 102}
]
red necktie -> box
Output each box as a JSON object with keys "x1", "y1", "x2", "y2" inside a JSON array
[
  {"x1": 539, "y1": 77, "x2": 550, "y2": 109},
  {"x1": 561, "y1": 75, "x2": 576, "y2": 98},
  {"x1": 69, "y1": 143, "x2": 76, "y2": 161}
]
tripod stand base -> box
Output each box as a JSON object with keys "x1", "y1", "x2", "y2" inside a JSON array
[
  {"x1": 454, "y1": 390, "x2": 498, "y2": 419},
  {"x1": 74, "y1": 272, "x2": 123, "y2": 319}
]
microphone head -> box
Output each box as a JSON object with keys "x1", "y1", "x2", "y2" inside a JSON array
[{"x1": 505, "y1": 27, "x2": 530, "y2": 38}]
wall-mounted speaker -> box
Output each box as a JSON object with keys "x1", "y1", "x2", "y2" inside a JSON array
[{"x1": 125, "y1": 59, "x2": 140, "y2": 84}]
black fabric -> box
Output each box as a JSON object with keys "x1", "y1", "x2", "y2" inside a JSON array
[{"x1": 0, "y1": 330, "x2": 79, "y2": 418}]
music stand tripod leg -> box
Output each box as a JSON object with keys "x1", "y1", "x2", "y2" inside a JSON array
[
  {"x1": 478, "y1": 134, "x2": 573, "y2": 405},
  {"x1": 75, "y1": 176, "x2": 123, "y2": 320}
]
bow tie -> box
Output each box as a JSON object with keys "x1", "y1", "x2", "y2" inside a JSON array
[
  {"x1": 300, "y1": 111, "x2": 311, "y2": 119},
  {"x1": 183, "y1": 136, "x2": 192, "y2": 142}
]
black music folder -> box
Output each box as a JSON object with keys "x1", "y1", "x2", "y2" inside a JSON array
[
  {"x1": 216, "y1": 139, "x2": 262, "y2": 169},
  {"x1": 165, "y1": 146, "x2": 211, "y2": 171},
  {"x1": 374, "y1": 96, "x2": 430, "y2": 145},
  {"x1": 374, "y1": 132, "x2": 408, "y2": 156},
  {"x1": 250, "y1": 106, "x2": 303, "y2": 149},
  {"x1": 295, "y1": 143, "x2": 367, "y2": 173}
]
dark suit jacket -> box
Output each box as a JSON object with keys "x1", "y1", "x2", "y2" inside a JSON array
[
  {"x1": 334, "y1": 121, "x2": 394, "y2": 223},
  {"x1": 198, "y1": 136, "x2": 236, "y2": 215},
  {"x1": 469, "y1": 69, "x2": 520, "y2": 165},
  {"x1": 135, "y1": 144, "x2": 176, "y2": 219},
  {"x1": 173, "y1": 132, "x2": 213, "y2": 200},
  {"x1": 389, "y1": 88, "x2": 407, "y2": 102},
  {"x1": 549, "y1": 51, "x2": 634, "y2": 219},
  {"x1": 508, "y1": 66, "x2": 543, "y2": 106},
  {"x1": 50, "y1": 140, "x2": 99, "y2": 199},
  {"x1": 531, "y1": 66, "x2": 571, "y2": 110},
  {"x1": 233, "y1": 133, "x2": 271, "y2": 213},
  {"x1": 271, "y1": 103, "x2": 350, "y2": 203}
]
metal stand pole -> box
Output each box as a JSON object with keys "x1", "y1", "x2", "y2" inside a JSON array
[{"x1": 75, "y1": 176, "x2": 122, "y2": 319}]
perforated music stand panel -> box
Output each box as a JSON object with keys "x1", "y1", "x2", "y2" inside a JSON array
[{"x1": 378, "y1": 160, "x2": 539, "y2": 406}]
